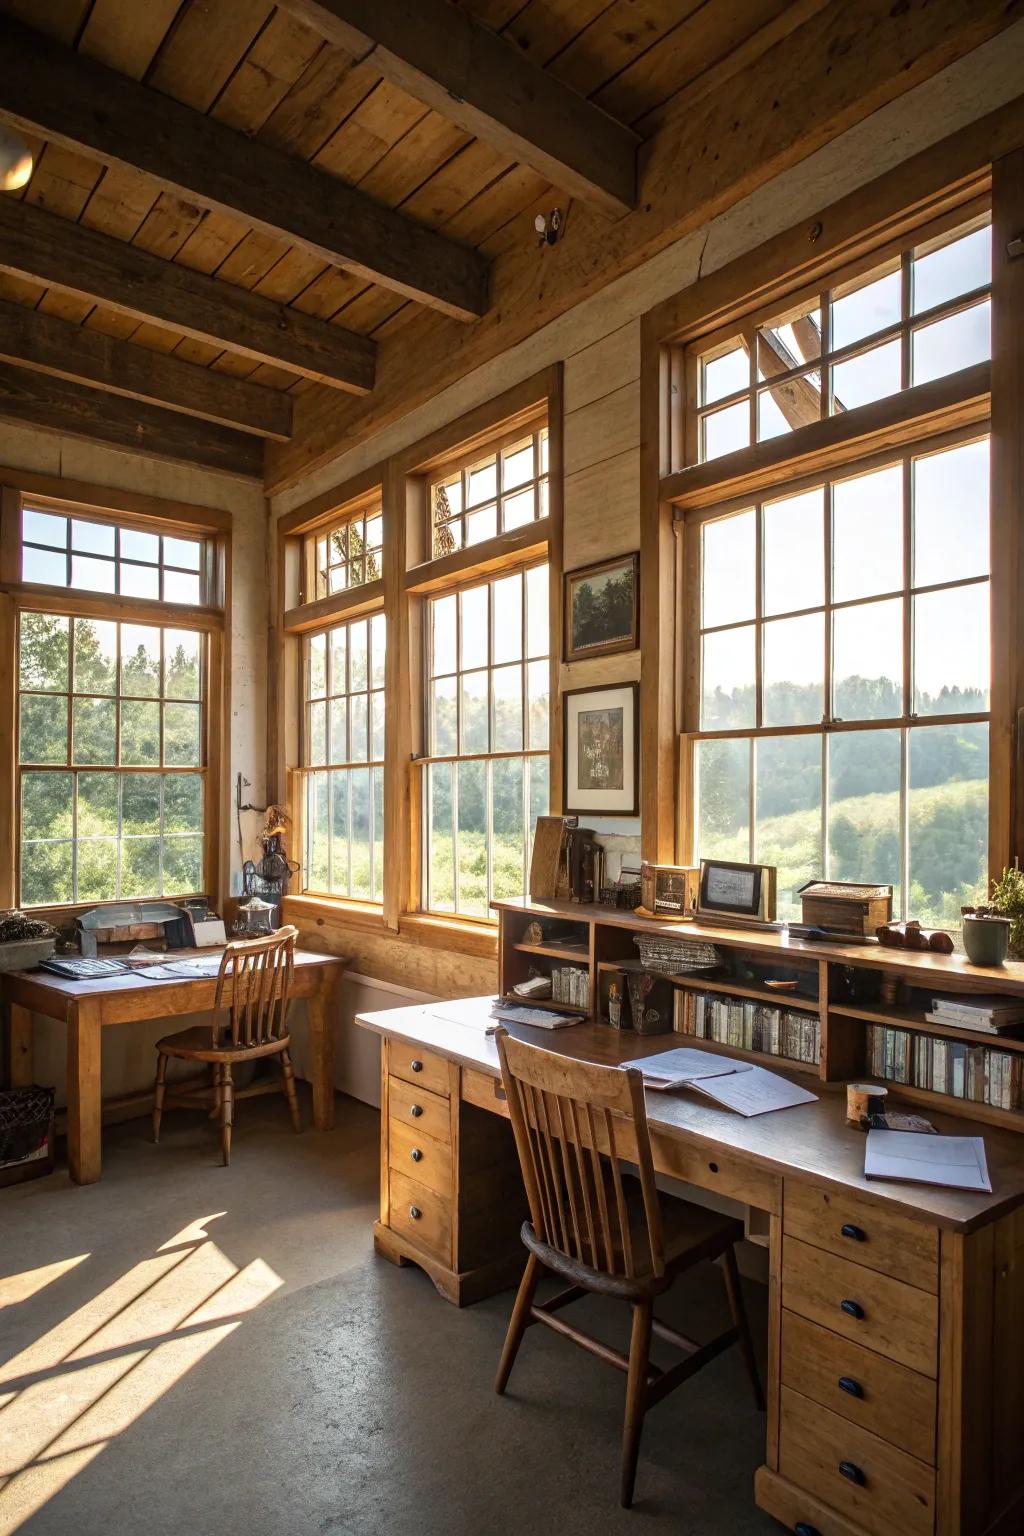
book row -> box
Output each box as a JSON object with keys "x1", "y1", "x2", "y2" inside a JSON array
[
  {"x1": 551, "y1": 965, "x2": 591, "y2": 1010},
  {"x1": 866, "y1": 1025, "x2": 1022, "y2": 1111},
  {"x1": 675, "y1": 991, "x2": 821, "y2": 1066}
]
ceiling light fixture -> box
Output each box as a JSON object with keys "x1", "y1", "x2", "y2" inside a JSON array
[{"x1": 0, "y1": 125, "x2": 33, "y2": 191}]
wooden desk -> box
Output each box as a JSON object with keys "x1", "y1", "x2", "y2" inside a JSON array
[
  {"x1": 356, "y1": 1000, "x2": 1024, "y2": 1536},
  {"x1": 5, "y1": 948, "x2": 346, "y2": 1185}
]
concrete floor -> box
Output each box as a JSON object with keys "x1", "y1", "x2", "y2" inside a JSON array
[{"x1": 1, "y1": 1091, "x2": 780, "y2": 1536}]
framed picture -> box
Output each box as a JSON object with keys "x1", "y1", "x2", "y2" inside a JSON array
[
  {"x1": 697, "y1": 859, "x2": 777, "y2": 923},
  {"x1": 564, "y1": 552, "x2": 639, "y2": 662},
  {"x1": 563, "y1": 682, "x2": 639, "y2": 816}
]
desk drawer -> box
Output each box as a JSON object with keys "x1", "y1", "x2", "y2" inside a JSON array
[
  {"x1": 390, "y1": 1041, "x2": 450, "y2": 1098},
  {"x1": 388, "y1": 1078, "x2": 451, "y2": 1145},
  {"x1": 785, "y1": 1180, "x2": 938, "y2": 1293},
  {"x1": 782, "y1": 1237, "x2": 937, "y2": 1378},
  {"x1": 782, "y1": 1309, "x2": 936, "y2": 1464},
  {"x1": 779, "y1": 1386, "x2": 935, "y2": 1536},
  {"x1": 655, "y1": 1136, "x2": 781, "y2": 1215},
  {"x1": 462, "y1": 1067, "x2": 510, "y2": 1119},
  {"x1": 389, "y1": 1116, "x2": 453, "y2": 1198},
  {"x1": 389, "y1": 1168, "x2": 452, "y2": 1263}
]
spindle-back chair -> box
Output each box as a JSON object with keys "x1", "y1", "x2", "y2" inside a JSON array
[
  {"x1": 152, "y1": 927, "x2": 300, "y2": 1166},
  {"x1": 494, "y1": 1029, "x2": 763, "y2": 1507}
]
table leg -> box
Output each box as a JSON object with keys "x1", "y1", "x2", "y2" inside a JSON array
[
  {"x1": 9, "y1": 1002, "x2": 34, "y2": 1087},
  {"x1": 67, "y1": 1002, "x2": 102, "y2": 1185},
  {"x1": 307, "y1": 980, "x2": 335, "y2": 1131}
]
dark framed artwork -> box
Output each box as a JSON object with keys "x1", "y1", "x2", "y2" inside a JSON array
[
  {"x1": 563, "y1": 682, "x2": 639, "y2": 816},
  {"x1": 564, "y1": 552, "x2": 639, "y2": 662}
]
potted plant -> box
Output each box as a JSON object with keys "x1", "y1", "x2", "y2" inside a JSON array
[
  {"x1": 0, "y1": 910, "x2": 56, "y2": 972},
  {"x1": 989, "y1": 865, "x2": 1024, "y2": 960}
]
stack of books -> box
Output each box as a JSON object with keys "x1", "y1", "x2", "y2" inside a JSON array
[
  {"x1": 867, "y1": 1023, "x2": 1022, "y2": 1111},
  {"x1": 675, "y1": 991, "x2": 820, "y2": 1066},
  {"x1": 925, "y1": 993, "x2": 1024, "y2": 1036},
  {"x1": 551, "y1": 964, "x2": 590, "y2": 1010}
]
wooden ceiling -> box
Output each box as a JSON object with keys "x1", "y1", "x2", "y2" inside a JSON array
[{"x1": 0, "y1": 0, "x2": 1014, "y2": 482}]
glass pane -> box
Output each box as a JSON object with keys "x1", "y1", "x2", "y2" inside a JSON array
[
  {"x1": 460, "y1": 669, "x2": 488, "y2": 753},
  {"x1": 328, "y1": 565, "x2": 349, "y2": 595},
  {"x1": 502, "y1": 437, "x2": 534, "y2": 490},
  {"x1": 121, "y1": 562, "x2": 159, "y2": 600},
  {"x1": 492, "y1": 664, "x2": 523, "y2": 752},
  {"x1": 492, "y1": 573, "x2": 522, "y2": 664},
  {"x1": 529, "y1": 754, "x2": 550, "y2": 834},
  {"x1": 763, "y1": 612, "x2": 824, "y2": 725},
  {"x1": 828, "y1": 729, "x2": 901, "y2": 893},
  {"x1": 120, "y1": 699, "x2": 161, "y2": 765},
  {"x1": 527, "y1": 659, "x2": 549, "y2": 750},
  {"x1": 329, "y1": 696, "x2": 347, "y2": 764},
  {"x1": 370, "y1": 613, "x2": 386, "y2": 689},
  {"x1": 73, "y1": 697, "x2": 117, "y2": 765},
  {"x1": 832, "y1": 598, "x2": 903, "y2": 720},
  {"x1": 763, "y1": 486, "x2": 824, "y2": 616},
  {"x1": 501, "y1": 487, "x2": 535, "y2": 531},
  {"x1": 832, "y1": 464, "x2": 903, "y2": 601},
  {"x1": 702, "y1": 510, "x2": 755, "y2": 628},
  {"x1": 163, "y1": 569, "x2": 201, "y2": 605},
  {"x1": 122, "y1": 774, "x2": 160, "y2": 834},
  {"x1": 331, "y1": 771, "x2": 350, "y2": 895},
  {"x1": 163, "y1": 536, "x2": 201, "y2": 571},
  {"x1": 120, "y1": 625, "x2": 161, "y2": 697},
  {"x1": 349, "y1": 619, "x2": 368, "y2": 691},
  {"x1": 913, "y1": 225, "x2": 990, "y2": 314},
  {"x1": 467, "y1": 456, "x2": 497, "y2": 507},
  {"x1": 911, "y1": 300, "x2": 990, "y2": 386},
  {"x1": 491, "y1": 757, "x2": 525, "y2": 902},
  {"x1": 831, "y1": 268, "x2": 900, "y2": 350},
  {"x1": 329, "y1": 625, "x2": 347, "y2": 696},
  {"x1": 702, "y1": 400, "x2": 749, "y2": 460},
  {"x1": 77, "y1": 839, "x2": 118, "y2": 902},
  {"x1": 308, "y1": 699, "x2": 327, "y2": 766},
  {"x1": 163, "y1": 773, "x2": 203, "y2": 834},
  {"x1": 372, "y1": 766, "x2": 384, "y2": 900},
  {"x1": 525, "y1": 565, "x2": 548, "y2": 659},
  {"x1": 755, "y1": 734, "x2": 823, "y2": 920},
  {"x1": 908, "y1": 722, "x2": 988, "y2": 924},
  {"x1": 22, "y1": 770, "x2": 72, "y2": 839},
  {"x1": 431, "y1": 595, "x2": 457, "y2": 676},
  {"x1": 19, "y1": 612, "x2": 69, "y2": 691},
  {"x1": 701, "y1": 626, "x2": 755, "y2": 729},
  {"x1": 21, "y1": 841, "x2": 72, "y2": 906},
  {"x1": 19, "y1": 695, "x2": 67, "y2": 764},
  {"x1": 121, "y1": 528, "x2": 158, "y2": 563},
  {"x1": 913, "y1": 583, "x2": 989, "y2": 715},
  {"x1": 460, "y1": 585, "x2": 488, "y2": 670},
  {"x1": 24, "y1": 510, "x2": 67, "y2": 549},
  {"x1": 74, "y1": 618, "x2": 117, "y2": 694},
  {"x1": 306, "y1": 772, "x2": 329, "y2": 891},
  {"x1": 371, "y1": 689, "x2": 385, "y2": 760},
  {"x1": 758, "y1": 303, "x2": 821, "y2": 367},
  {"x1": 432, "y1": 477, "x2": 461, "y2": 558},
  {"x1": 163, "y1": 629, "x2": 201, "y2": 700},
  {"x1": 757, "y1": 372, "x2": 821, "y2": 441},
  {"x1": 914, "y1": 437, "x2": 989, "y2": 588},
  {"x1": 307, "y1": 632, "x2": 326, "y2": 698},
  {"x1": 163, "y1": 836, "x2": 202, "y2": 894},
  {"x1": 431, "y1": 676, "x2": 457, "y2": 756},
  {"x1": 72, "y1": 519, "x2": 114, "y2": 556},
  {"x1": 695, "y1": 737, "x2": 750, "y2": 861},
  {"x1": 350, "y1": 767, "x2": 371, "y2": 901},
  {"x1": 349, "y1": 691, "x2": 368, "y2": 762},
  {"x1": 702, "y1": 345, "x2": 748, "y2": 405},
  {"x1": 456, "y1": 759, "x2": 487, "y2": 917},
  {"x1": 22, "y1": 547, "x2": 67, "y2": 586},
  {"x1": 539, "y1": 429, "x2": 549, "y2": 474},
  {"x1": 71, "y1": 555, "x2": 116, "y2": 594},
  {"x1": 120, "y1": 837, "x2": 160, "y2": 898},
  {"x1": 831, "y1": 339, "x2": 901, "y2": 412},
  {"x1": 466, "y1": 503, "x2": 497, "y2": 545},
  {"x1": 427, "y1": 762, "x2": 454, "y2": 913},
  {"x1": 77, "y1": 772, "x2": 118, "y2": 837},
  {"x1": 164, "y1": 702, "x2": 201, "y2": 766}
]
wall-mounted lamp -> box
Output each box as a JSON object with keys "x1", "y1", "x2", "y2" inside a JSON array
[
  {"x1": 534, "y1": 208, "x2": 564, "y2": 247},
  {"x1": 0, "y1": 125, "x2": 33, "y2": 191}
]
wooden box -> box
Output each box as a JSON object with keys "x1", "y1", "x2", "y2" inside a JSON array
[
  {"x1": 798, "y1": 880, "x2": 893, "y2": 938},
  {"x1": 640, "y1": 862, "x2": 700, "y2": 919}
]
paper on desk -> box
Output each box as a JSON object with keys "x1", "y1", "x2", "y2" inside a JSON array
[
  {"x1": 426, "y1": 996, "x2": 500, "y2": 1030},
  {"x1": 865, "y1": 1129, "x2": 991, "y2": 1192},
  {"x1": 618, "y1": 1047, "x2": 753, "y2": 1088},
  {"x1": 690, "y1": 1065, "x2": 819, "y2": 1117}
]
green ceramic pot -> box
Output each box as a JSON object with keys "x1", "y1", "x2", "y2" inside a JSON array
[{"x1": 961, "y1": 914, "x2": 1011, "y2": 967}]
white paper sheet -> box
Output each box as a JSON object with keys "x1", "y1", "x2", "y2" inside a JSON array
[
  {"x1": 425, "y1": 996, "x2": 500, "y2": 1029},
  {"x1": 865, "y1": 1129, "x2": 992, "y2": 1192},
  {"x1": 618, "y1": 1047, "x2": 752, "y2": 1088},
  {"x1": 690, "y1": 1064, "x2": 819, "y2": 1117}
]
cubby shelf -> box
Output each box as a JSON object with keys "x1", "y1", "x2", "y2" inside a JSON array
[
  {"x1": 498, "y1": 994, "x2": 588, "y2": 1017},
  {"x1": 513, "y1": 940, "x2": 590, "y2": 961},
  {"x1": 831, "y1": 1004, "x2": 1024, "y2": 1054},
  {"x1": 596, "y1": 960, "x2": 820, "y2": 1014},
  {"x1": 864, "y1": 1079, "x2": 1024, "y2": 1134}
]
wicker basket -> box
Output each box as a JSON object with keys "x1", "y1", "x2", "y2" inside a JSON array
[
  {"x1": 632, "y1": 934, "x2": 721, "y2": 974},
  {"x1": 0, "y1": 1085, "x2": 55, "y2": 1186}
]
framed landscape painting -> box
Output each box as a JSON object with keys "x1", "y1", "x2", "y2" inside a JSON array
[
  {"x1": 564, "y1": 552, "x2": 639, "y2": 661},
  {"x1": 563, "y1": 682, "x2": 639, "y2": 816}
]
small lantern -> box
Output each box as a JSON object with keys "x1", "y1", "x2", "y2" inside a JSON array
[{"x1": 234, "y1": 895, "x2": 275, "y2": 937}]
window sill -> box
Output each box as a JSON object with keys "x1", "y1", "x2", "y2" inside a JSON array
[
  {"x1": 282, "y1": 895, "x2": 388, "y2": 935},
  {"x1": 398, "y1": 911, "x2": 499, "y2": 960}
]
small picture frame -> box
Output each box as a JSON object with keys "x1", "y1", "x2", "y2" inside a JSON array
[
  {"x1": 698, "y1": 859, "x2": 777, "y2": 923},
  {"x1": 564, "y1": 552, "x2": 639, "y2": 662},
  {"x1": 563, "y1": 682, "x2": 639, "y2": 817}
]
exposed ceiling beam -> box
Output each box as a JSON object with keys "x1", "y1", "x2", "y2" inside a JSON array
[
  {"x1": 0, "y1": 300, "x2": 292, "y2": 441},
  {"x1": 0, "y1": 195, "x2": 374, "y2": 393},
  {"x1": 0, "y1": 363, "x2": 262, "y2": 478},
  {"x1": 0, "y1": 17, "x2": 489, "y2": 321},
  {"x1": 279, "y1": 0, "x2": 639, "y2": 218}
]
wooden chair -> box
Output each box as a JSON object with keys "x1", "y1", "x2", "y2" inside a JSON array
[
  {"x1": 493, "y1": 1029, "x2": 763, "y2": 1508},
  {"x1": 152, "y1": 927, "x2": 301, "y2": 1166}
]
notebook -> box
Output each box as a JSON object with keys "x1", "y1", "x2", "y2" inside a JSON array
[
  {"x1": 618, "y1": 1047, "x2": 751, "y2": 1090},
  {"x1": 864, "y1": 1129, "x2": 992, "y2": 1192}
]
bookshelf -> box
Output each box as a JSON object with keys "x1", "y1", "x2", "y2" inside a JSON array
[{"x1": 493, "y1": 895, "x2": 1024, "y2": 1133}]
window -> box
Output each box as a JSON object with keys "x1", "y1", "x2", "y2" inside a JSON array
[
  {"x1": 17, "y1": 611, "x2": 205, "y2": 906},
  {"x1": 430, "y1": 424, "x2": 548, "y2": 558},
  {"x1": 310, "y1": 504, "x2": 383, "y2": 598},
  {"x1": 21, "y1": 507, "x2": 205, "y2": 604},
  {"x1": 302, "y1": 613, "x2": 386, "y2": 902},
  {"x1": 422, "y1": 563, "x2": 550, "y2": 918},
  {"x1": 693, "y1": 214, "x2": 991, "y2": 461}
]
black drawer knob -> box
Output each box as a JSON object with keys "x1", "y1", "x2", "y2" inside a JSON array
[
  {"x1": 410, "y1": 1147, "x2": 423, "y2": 1162},
  {"x1": 838, "y1": 1376, "x2": 863, "y2": 1399},
  {"x1": 409, "y1": 1205, "x2": 421, "y2": 1220},
  {"x1": 411, "y1": 1059, "x2": 424, "y2": 1072},
  {"x1": 839, "y1": 1460, "x2": 865, "y2": 1486},
  {"x1": 410, "y1": 1104, "x2": 423, "y2": 1117},
  {"x1": 794, "y1": 1525, "x2": 820, "y2": 1536},
  {"x1": 841, "y1": 1298, "x2": 865, "y2": 1320},
  {"x1": 841, "y1": 1222, "x2": 866, "y2": 1242}
]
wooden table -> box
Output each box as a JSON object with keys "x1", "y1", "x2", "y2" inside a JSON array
[{"x1": 4, "y1": 948, "x2": 346, "y2": 1184}]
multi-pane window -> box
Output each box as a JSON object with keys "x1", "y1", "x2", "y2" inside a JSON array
[
  {"x1": 694, "y1": 215, "x2": 991, "y2": 462},
  {"x1": 17, "y1": 612, "x2": 205, "y2": 906},
  {"x1": 423, "y1": 563, "x2": 549, "y2": 918},
  {"x1": 21, "y1": 507, "x2": 205, "y2": 604},
  {"x1": 691, "y1": 433, "x2": 990, "y2": 925},
  {"x1": 430, "y1": 426, "x2": 548, "y2": 559},
  {"x1": 303, "y1": 613, "x2": 385, "y2": 902},
  {"x1": 311, "y1": 505, "x2": 383, "y2": 599}
]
